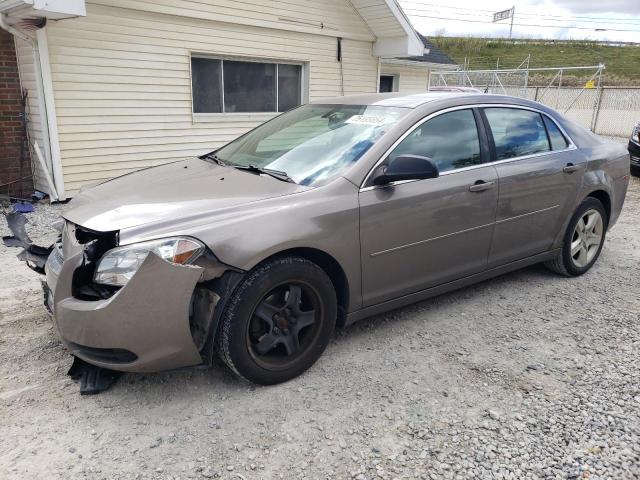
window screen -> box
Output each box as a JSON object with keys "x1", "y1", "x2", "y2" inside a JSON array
[
  {"x1": 484, "y1": 108, "x2": 550, "y2": 160},
  {"x1": 191, "y1": 57, "x2": 303, "y2": 114},
  {"x1": 543, "y1": 116, "x2": 569, "y2": 150},
  {"x1": 277, "y1": 64, "x2": 302, "y2": 112},
  {"x1": 388, "y1": 109, "x2": 482, "y2": 173},
  {"x1": 191, "y1": 58, "x2": 222, "y2": 113},
  {"x1": 223, "y1": 60, "x2": 275, "y2": 112}
]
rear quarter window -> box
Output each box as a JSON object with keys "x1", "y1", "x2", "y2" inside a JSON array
[{"x1": 543, "y1": 116, "x2": 570, "y2": 150}]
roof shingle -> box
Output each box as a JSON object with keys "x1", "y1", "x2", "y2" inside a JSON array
[{"x1": 398, "y1": 34, "x2": 456, "y2": 65}]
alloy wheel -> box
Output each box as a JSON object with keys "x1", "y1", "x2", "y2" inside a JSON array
[
  {"x1": 247, "y1": 282, "x2": 321, "y2": 370},
  {"x1": 570, "y1": 208, "x2": 604, "y2": 268}
]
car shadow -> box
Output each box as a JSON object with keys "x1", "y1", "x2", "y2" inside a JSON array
[
  {"x1": 338, "y1": 263, "x2": 557, "y2": 341},
  {"x1": 102, "y1": 262, "x2": 559, "y2": 397}
]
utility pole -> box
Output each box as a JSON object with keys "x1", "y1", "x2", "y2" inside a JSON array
[{"x1": 509, "y1": 5, "x2": 515, "y2": 39}]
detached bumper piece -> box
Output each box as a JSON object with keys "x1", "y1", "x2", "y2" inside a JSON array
[
  {"x1": 41, "y1": 280, "x2": 54, "y2": 315},
  {"x1": 2, "y1": 212, "x2": 53, "y2": 273},
  {"x1": 67, "y1": 356, "x2": 122, "y2": 395}
]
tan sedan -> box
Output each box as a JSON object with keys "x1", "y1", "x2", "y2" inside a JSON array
[{"x1": 7, "y1": 92, "x2": 630, "y2": 389}]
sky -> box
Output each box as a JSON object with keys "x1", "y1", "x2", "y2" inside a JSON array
[{"x1": 399, "y1": 0, "x2": 640, "y2": 43}]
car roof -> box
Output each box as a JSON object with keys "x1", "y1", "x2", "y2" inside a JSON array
[
  {"x1": 311, "y1": 92, "x2": 478, "y2": 109},
  {"x1": 428, "y1": 86, "x2": 483, "y2": 93}
]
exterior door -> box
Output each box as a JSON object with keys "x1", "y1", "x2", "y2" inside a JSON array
[
  {"x1": 359, "y1": 108, "x2": 498, "y2": 307},
  {"x1": 379, "y1": 75, "x2": 395, "y2": 93},
  {"x1": 482, "y1": 107, "x2": 586, "y2": 267}
]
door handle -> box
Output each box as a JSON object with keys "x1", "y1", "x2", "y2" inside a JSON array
[
  {"x1": 563, "y1": 163, "x2": 580, "y2": 173},
  {"x1": 469, "y1": 180, "x2": 495, "y2": 192}
]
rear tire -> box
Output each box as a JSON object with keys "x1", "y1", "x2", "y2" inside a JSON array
[
  {"x1": 545, "y1": 197, "x2": 608, "y2": 277},
  {"x1": 217, "y1": 256, "x2": 337, "y2": 385}
]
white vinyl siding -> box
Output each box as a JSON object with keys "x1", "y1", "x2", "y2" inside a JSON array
[
  {"x1": 349, "y1": 0, "x2": 407, "y2": 37},
  {"x1": 45, "y1": 2, "x2": 379, "y2": 194},
  {"x1": 96, "y1": 0, "x2": 375, "y2": 41},
  {"x1": 381, "y1": 64, "x2": 429, "y2": 93},
  {"x1": 14, "y1": 36, "x2": 50, "y2": 194}
]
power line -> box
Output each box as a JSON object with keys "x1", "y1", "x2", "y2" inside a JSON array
[
  {"x1": 402, "y1": 7, "x2": 640, "y2": 28},
  {"x1": 405, "y1": 8, "x2": 640, "y2": 27},
  {"x1": 400, "y1": 1, "x2": 640, "y2": 24},
  {"x1": 401, "y1": 11, "x2": 640, "y2": 33},
  {"x1": 405, "y1": 8, "x2": 640, "y2": 28}
]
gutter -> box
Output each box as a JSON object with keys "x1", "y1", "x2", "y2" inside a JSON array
[
  {"x1": 0, "y1": 13, "x2": 65, "y2": 201},
  {"x1": 0, "y1": 12, "x2": 28, "y2": 42},
  {"x1": 381, "y1": 58, "x2": 459, "y2": 69}
]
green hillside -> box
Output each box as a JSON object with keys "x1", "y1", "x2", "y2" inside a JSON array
[{"x1": 429, "y1": 37, "x2": 640, "y2": 86}]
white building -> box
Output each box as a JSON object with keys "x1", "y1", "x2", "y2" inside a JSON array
[
  {"x1": 380, "y1": 34, "x2": 457, "y2": 93},
  {"x1": 0, "y1": 0, "x2": 455, "y2": 199}
]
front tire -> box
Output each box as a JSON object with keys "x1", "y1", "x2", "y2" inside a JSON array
[
  {"x1": 545, "y1": 197, "x2": 608, "y2": 277},
  {"x1": 217, "y1": 256, "x2": 337, "y2": 385}
]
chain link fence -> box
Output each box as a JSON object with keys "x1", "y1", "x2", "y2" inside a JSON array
[{"x1": 429, "y1": 67, "x2": 639, "y2": 141}]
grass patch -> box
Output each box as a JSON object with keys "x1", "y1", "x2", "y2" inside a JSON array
[{"x1": 429, "y1": 37, "x2": 640, "y2": 86}]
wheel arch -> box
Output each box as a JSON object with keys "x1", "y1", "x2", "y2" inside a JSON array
[
  {"x1": 585, "y1": 189, "x2": 611, "y2": 224},
  {"x1": 552, "y1": 187, "x2": 613, "y2": 249},
  {"x1": 258, "y1": 247, "x2": 350, "y2": 327}
]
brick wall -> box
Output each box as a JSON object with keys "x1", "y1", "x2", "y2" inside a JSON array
[{"x1": 0, "y1": 28, "x2": 32, "y2": 198}]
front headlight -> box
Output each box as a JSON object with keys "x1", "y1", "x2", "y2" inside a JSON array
[{"x1": 93, "y1": 237, "x2": 205, "y2": 286}]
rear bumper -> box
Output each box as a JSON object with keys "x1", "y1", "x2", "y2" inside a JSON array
[{"x1": 46, "y1": 251, "x2": 205, "y2": 373}]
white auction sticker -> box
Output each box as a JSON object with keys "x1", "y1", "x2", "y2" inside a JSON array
[{"x1": 345, "y1": 115, "x2": 387, "y2": 126}]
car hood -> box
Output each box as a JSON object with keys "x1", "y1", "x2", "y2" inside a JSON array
[{"x1": 63, "y1": 158, "x2": 308, "y2": 232}]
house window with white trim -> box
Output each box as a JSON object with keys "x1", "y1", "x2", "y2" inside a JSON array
[{"x1": 191, "y1": 57, "x2": 303, "y2": 114}]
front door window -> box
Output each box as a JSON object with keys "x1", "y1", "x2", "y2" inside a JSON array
[{"x1": 388, "y1": 109, "x2": 482, "y2": 173}]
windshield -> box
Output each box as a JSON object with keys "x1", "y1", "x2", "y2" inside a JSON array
[{"x1": 215, "y1": 104, "x2": 409, "y2": 185}]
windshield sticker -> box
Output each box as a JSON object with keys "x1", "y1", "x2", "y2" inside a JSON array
[{"x1": 345, "y1": 115, "x2": 387, "y2": 126}]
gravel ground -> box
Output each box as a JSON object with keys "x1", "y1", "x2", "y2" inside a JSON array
[{"x1": 0, "y1": 178, "x2": 639, "y2": 480}]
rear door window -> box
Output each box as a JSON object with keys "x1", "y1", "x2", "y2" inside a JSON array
[
  {"x1": 388, "y1": 109, "x2": 482, "y2": 173},
  {"x1": 484, "y1": 108, "x2": 550, "y2": 160}
]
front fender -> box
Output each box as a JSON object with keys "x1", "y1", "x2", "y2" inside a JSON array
[{"x1": 119, "y1": 178, "x2": 363, "y2": 313}]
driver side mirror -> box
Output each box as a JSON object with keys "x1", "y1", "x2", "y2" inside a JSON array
[{"x1": 372, "y1": 155, "x2": 439, "y2": 186}]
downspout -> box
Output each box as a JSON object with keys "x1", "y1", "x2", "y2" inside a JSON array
[
  {"x1": 35, "y1": 28, "x2": 65, "y2": 200},
  {"x1": 337, "y1": 37, "x2": 344, "y2": 96},
  {"x1": 0, "y1": 14, "x2": 64, "y2": 201}
]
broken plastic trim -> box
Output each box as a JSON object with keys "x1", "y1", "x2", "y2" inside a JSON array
[
  {"x1": 71, "y1": 224, "x2": 120, "y2": 300},
  {"x1": 2, "y1": 212, "x2": 53, "y2": 274},
  {"x1": 67, "y1": 355, "x2": 122, "y2": 395},
  {"x1": 196, "y1": 270, "x2": 247, "y2": 365}
]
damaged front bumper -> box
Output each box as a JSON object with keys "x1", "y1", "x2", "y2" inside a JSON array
[
  {"x1": 50, "y1": 250, "x2": 205, "y2": 372},
  {"x1": 5, "y1": 213, "x2": 238, "y2": 374}
]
